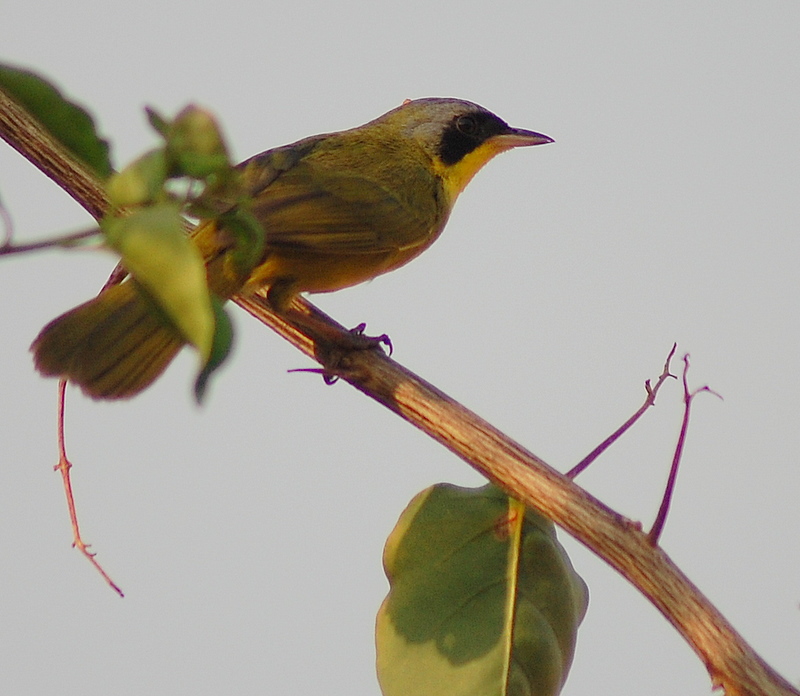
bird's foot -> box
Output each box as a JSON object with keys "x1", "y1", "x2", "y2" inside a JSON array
[{"x1": 289, "y1": 322, "x2": 392, "y2": 384}]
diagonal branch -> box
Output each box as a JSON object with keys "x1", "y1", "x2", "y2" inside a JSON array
[{"x1": 1, "y1": 90, "x2": 796, "y2": 696}]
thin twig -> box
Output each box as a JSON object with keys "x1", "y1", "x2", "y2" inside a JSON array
[
  {"x1": 54, "y1": 380, "x2": 124, "y2": 597},
  {"x1": 648, "y1": 354, "x2": 723, "y2": 544},
  {"x1": 566, "y1": 343, "x2": 677, "y2": 479},
  {"x1": 0, "y1": 227, "x2": 101, "y2": 256}
]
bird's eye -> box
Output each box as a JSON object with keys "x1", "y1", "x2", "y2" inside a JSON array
[{"x1": 456, "y1": 115, "x2": 479, "y2": 136}]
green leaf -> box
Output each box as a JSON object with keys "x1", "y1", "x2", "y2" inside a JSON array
[
  {"x1": 145, "y1": 106, "x2": 170, "y2": 137},
  {"x1": 164, "y1": 105, "x2": 231, "y2": 179},
  {"x1": 194, "y1": 296, "x2": 234, "y2": 403},
  {"x1": 216, "y1": 208, "x2": 266, "y2": 278},
  {"x1": 377, "y1": 483, "x2": 588, "y2": 696},
  {"x1": 0, "y1": 63, "x2": 112, "y2": 179},
  {"x1": 106, "y1": 149, "x2": 168, "y2": 207},
  {"x1": 101, "y1": 203, "x2": 215, "y2": 360}
]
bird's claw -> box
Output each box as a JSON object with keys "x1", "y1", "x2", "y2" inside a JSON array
[
  {"x1": 287, "y1": 367, "x2": 339, "y2": 384},
  {"x1": 348, "y1": 323, "x2": 393, "y2": 355}
]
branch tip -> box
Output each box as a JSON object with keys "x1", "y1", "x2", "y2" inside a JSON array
[
  {"x1": 649, "y1": 354, "x2": 721, "y2": 545},
  {"x1": 55, "y1": 380, "x2": 124, "y2": 597},
  {"x1": 566, "y1": 344, "x2": 679, "y2": 479}
]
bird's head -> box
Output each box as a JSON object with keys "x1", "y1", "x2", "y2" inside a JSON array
[{"x1": 375, "y1": 97, "x2": 553, "y2": 199}]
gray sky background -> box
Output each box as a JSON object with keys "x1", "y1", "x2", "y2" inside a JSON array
[{"x1": 1, "y1": 2, "x2": 799, "y2": 694}]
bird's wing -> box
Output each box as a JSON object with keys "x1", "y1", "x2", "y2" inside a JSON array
[{"x1": 243, "y1": 149, "x2": 443, "y2": 256}]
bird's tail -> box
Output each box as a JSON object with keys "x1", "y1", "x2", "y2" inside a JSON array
[{"x1": 31, "y1": 280, "x2": 185, "y2": 400}]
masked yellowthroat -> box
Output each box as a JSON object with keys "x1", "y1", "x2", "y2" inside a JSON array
[{"x1": 32, "y1": 98, "x2": 552, "y2": 399}]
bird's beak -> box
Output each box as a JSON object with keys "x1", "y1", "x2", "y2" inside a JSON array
[{"x1": 496, "y1": 127, "x2": 554, "y2": 148}]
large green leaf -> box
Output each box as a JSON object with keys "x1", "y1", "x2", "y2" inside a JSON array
[
  {"x1": 377, "y1": 483, "x2": 588, "y2": 696},
  {"x1": 0, "y1": 63, "x2": 112, "y2": 179}
]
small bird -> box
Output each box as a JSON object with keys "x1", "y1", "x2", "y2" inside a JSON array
[{"x1": 32, "y1": 98, "x2": 552, "y2": 399}]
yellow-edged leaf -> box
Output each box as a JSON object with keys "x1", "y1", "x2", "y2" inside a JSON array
[{"x1": 377, "y1": 483, "x2": 588, "y2": 696}]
